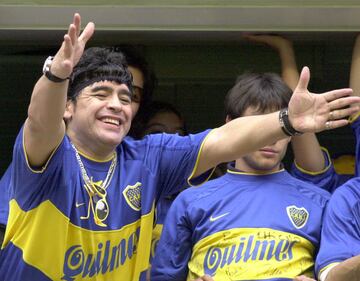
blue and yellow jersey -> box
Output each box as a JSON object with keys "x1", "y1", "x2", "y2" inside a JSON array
[
  {"x1": 315, "y1": 177, "x2": 360, "y2": 279},
  {"x1": 0, "y1": 166, "x2": 11, "y2": 226},
  {"x1": 151, "y1": 166, "x2": 330, "y2": 281},
  {"x1": 150, "y1": 196, "x2": 174, "y2": 264},
  {"x1": 0, "y1": 127, "x2": 212, "y2": 281},
  {"x1": 290, "y1": 148, "x2": 350, "y2": 193}
]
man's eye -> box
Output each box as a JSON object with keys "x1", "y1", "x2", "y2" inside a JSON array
[
  {"x1": 94, "y1": 94, "x2": 106, "y2": 98},
  {"x1": 120, "y1": 96, "x2": 131, "y2": 104}
]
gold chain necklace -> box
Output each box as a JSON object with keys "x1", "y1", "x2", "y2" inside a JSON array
[{"x1": 71, "y1": 143, "x2": 117, "y2": 227}]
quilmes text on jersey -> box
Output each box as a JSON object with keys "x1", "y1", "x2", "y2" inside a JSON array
[
  {"x1": 62, "y1": 227, "x2": 140, "y2": 280},
  {"x1": 202, "y1": 232, "x2": 306, "y2": 276}
]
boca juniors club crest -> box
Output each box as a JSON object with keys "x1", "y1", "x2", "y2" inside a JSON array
[
  {"x1": 286, "y1": 205, "x2": 309, "y2": 229},
  {"x1": 123, "y1": 182, "x2": 142, "y2": 211}
]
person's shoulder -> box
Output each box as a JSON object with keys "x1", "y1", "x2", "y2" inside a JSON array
[
  {"x1": 284, "y1": 170, "x2": 331, "y2": 206},
  {"x1": 121, "y1": 130, "x2": 211, "y2": 151},
  {"x1": 330, "y1": 177, "x2": 360, "y2": 203},
  {"x1": 176, "y1": 175, "x2": 228, "y2": 205}
]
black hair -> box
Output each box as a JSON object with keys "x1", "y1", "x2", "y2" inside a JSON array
[
  {"x1": 68, "y1": 47, "x2": 133, "y2": 101},
  {"x1": 111, "y1": 45, "x2": 157, "y2": 109},
  {"x1": 225, "y1": 72, "x2": 292, "y2": 119}
]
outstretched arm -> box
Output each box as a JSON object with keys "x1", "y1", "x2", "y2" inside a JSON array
[
  {"x1": 24, "y1": 13, "x2": 94, "y2": 167},
  {"x1": 244, "y1": 34, "x2": 299, "y2": 89},
  {"x1": 195, "y1": 67, "x2": 360, "y2": 177},
  {"x1": 350, "y1": 34, "x2": 360, "y2": 110},
  {"x1": 245, "y1": 34, "x2": 326, "y2": 172}
]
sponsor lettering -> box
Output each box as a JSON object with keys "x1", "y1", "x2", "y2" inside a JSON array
[
  {"x1": 203, "y1": 235, "x2": 297, "y2": 276},
  {"x1": 61, "y1": 227, "x2": 140, "y2": 280}
]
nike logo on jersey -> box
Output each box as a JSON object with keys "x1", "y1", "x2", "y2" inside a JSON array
[
  {"x1": 75, "y1": 202, "x2": 85, "y2": 208},
  {"x1": 210, "y1": 212, "x2": 230, "y2": 222}
]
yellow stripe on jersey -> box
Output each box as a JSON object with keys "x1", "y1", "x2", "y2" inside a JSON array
[
  {"x1": 187, "y1": 130, "x2": 215, "y2": 186},
  {"x1": 4, "y1": 199, "x2": 154, "y2": 280},
  {"x1": 294, "y1": 147, "x2": 332, "y2": 176},
  {"x1": 187, "y1": 228, "x2": 315, "y2": 281},
  {"x1": 151, "y1": 224, "x2": 164, "y2": 261}
]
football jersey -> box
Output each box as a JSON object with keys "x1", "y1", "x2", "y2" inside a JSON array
[
  {"x1": 315, "y1": 177, "x2": 360, "y2": 278},
  {"x1": 150, "y1": 196, "x2": 175, "y2": 263},
  {"x1": 0, "y1": 166, "x2": 11, "y2": 226},
  {"x1": 151, "y1": 165, "x2": 330, "y2": 281},
  {"x1": 0, "y1": 127, "x2": 212, "y2": 281}
]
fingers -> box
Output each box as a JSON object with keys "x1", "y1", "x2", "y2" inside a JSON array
[
  {"x1": 328, "y1": 95, "x2": 360, "y2": 110},
  {"x1": 293, "y1": 275, "x2": 316, "y2": 281},
  {"x1": 329, "y1": 105, "x2": 360, "y2": 120},
  {"x1": 73, "y1": 13, "x2": 81, "y2": 37},
  {"x1": 192, "y1": 275, "x2": 215, "y2": 281},
  {"x1": 79, "y1": 22, "x2": 95, "y2": 45},
  {"x1": 63, "y1": 34, "x2": 72, "y2": 57},
  {"x1": 243, "y1": 34, "x2": 268, "y2": 42},
  {"x1": 323, "y1": 88, "x2": 354, "y2": 103},
  {"x1": 324, "y1": 119, "x2": 349, "y2": 130},
  {"x1": 295, "y1": 67, "x2": 310, "y2": 92},
  {"x1": 201, "y1": 275, "x2": 215, "y2": 281},
  {"x1": 324, "y1": 105, "x2": 360, "y2": 130}
]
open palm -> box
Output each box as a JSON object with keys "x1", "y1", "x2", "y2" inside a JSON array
[{"x1": 289, "y1": 67, "x2": 358, "y2": 133}]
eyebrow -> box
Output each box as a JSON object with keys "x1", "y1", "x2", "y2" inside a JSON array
[
  {"x1": 91, "y1": 85, "x2": 113, "y2": 93},
  {"x1": 91, "y1": 85, "x2": 132, "y2": 97}
]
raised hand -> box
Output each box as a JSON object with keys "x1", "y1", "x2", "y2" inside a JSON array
[
  {"x1": 288, "y1": 66, "x2": 360, "y2": 133},
  {"x1": 50, "y1": 13, "x2": 95, "y2": 80}
]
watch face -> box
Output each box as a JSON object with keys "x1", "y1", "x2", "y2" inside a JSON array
[{"x1": 43, "y1": 56, "x2": 53, "y2": 74}]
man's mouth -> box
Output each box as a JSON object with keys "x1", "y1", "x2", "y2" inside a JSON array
[{"x1": 102, "y1": 117, "x2": 120, "y2": 126}]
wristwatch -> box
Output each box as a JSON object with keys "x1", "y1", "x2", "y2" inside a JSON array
[{"x1": 42, "y1": 56, "x2": 69, "y2": 83}]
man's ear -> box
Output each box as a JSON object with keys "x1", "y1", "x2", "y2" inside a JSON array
[
  {"x1": 63, "y1": 100, "x2": 73, "y2": 122},
  {"x1": 225, "y1": 115, "x2": 232, "y2": 124}
]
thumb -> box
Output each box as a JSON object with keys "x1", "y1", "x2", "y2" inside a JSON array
[{"x1": 295, "y1": 66, "x2": 310, "y2": 92}]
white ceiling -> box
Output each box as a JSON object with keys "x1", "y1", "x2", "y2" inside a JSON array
[{"x1": 0, "y1": 4, "x2": 359, "y2": 47}]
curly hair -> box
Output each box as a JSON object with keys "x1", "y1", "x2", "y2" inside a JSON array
[{"x1": 68, "y1": 47, "x2": 133, "y2": 101}]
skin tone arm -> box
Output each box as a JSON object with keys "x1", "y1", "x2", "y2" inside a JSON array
[
  {"x1": 324, "y1": 256, "x2": 360, "y2": 281},
  {"x1": 350, "y1": 34, "x2": 360, "y2": 111},
  {"x1": 244, "y1": 34, "x2": 326, "y2": 172},
  {"x1": 24, "y1": 14, "x2": 94, "y2": 167}
]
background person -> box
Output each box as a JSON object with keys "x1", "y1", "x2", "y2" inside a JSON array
[{"x1": 151, "y1": 73, "x2": 330, "y2": 281}]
